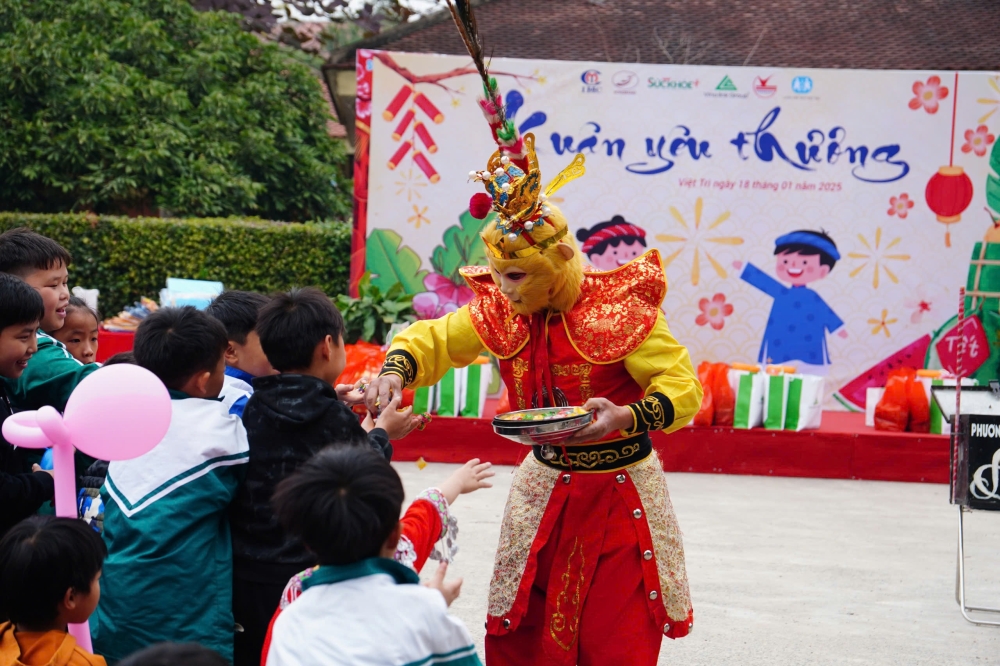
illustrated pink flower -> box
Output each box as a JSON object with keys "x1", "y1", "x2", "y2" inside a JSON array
[
  {"x1": 695, "y1": 293, "x2": 733, "y2": 331},
  {"x1": 887, "y1": 193, "x2": 915, "y2": 218},
  {"x1": 413, "y1": 273, "x2": 474, "y2": 320},
  {"x1": 908, "y1": 76, "x2": 949, "y2": 114},
  {"x1": 903, "y1": 285, "x2": 946, "y2": 324},
  {"x1": 961, "y1": 125, "x2": 996, "y2": 157}
]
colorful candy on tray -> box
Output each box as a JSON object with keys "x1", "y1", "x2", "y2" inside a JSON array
[{"x1": 495, "y1": 406, "x2": 590, "y2": 422}]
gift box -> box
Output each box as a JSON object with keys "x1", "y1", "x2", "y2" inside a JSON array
[
  {"x1": 412, "y1": 384, "x2": 437, "y2": 415},
  {"x1": 459, "y1": 360, "x2": 493, "y2": 418},
  {"x1": 436, "y1": 368, "x2": 462, "y2": 416},
  {"x1": 763, "y1": 369, "x2": 793, "y2": 431},
  {"x1": 729, "y1": 364, "x2": 765, "y2": 429},
  {"x1": 783, "y1": 374, "x2": 825, "y2": 431}
]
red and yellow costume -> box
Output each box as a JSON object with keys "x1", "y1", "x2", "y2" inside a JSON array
[
  {"x1": 382, "y1": 250, "x2": 701, "y2": 665},
  {"x1": 378, "y1": 10, "x2": 701, "y2": 659}
]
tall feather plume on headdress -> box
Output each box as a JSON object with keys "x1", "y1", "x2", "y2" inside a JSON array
[
  {"x1": 444, "y1": 0, "x2": 585, "y2": 258},
  {"x1": 443, "y1": 0, "x2": 525, "y2": 169}
]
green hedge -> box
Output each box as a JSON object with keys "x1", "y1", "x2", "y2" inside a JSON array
[{"x1": 0, "y1": 213, "x2": 352, "y2": 316}]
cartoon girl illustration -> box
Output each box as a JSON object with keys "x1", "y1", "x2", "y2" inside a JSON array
[{"x1": 576, "y1": 215, "x2": 648, "y2": 270}]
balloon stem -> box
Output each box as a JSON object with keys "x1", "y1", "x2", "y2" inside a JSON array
[
  {"x1": 51, "y1": 444, "x2": 77, "y2": 519},
  {"x1": 946, "y1": 230, "x2": 952, "y2": 248}
]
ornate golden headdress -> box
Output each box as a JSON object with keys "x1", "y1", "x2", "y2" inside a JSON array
[{"x1": 444, "y1": 0, "x2": 586, "y2": 260}]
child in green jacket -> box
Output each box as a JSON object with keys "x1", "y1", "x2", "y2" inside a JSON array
[
  {"x1": 0, "y1": 228, "x2": 97, "y2": 412},
  {"x1": 0, "y1": 228, "x2": 99, "y2": 475}
]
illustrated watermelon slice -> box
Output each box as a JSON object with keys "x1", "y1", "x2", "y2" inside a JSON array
[{"x1": 833, "y1": 334, "x2": 931, "y2": 411}]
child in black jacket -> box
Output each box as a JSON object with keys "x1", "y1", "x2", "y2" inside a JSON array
[
  {"x1": 230, "y1": 287, "x2": 419, "y2": 666},
  {"x1": 0, "y1": 273, "x2": 54, "y2": 538}
]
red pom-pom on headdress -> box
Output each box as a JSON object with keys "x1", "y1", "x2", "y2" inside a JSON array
[{"x1": 469, "y1": 192, "x2": 493, "y2": 219}]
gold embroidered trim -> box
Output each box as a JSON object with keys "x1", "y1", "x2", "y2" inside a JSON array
[
  {"x1": 623, "y1": 392, "x2": 674, "y2": 435},
  {"x1": 551, "y1": 443, "x2": 644, "y2": 470},
  {"x1": 488, "y1": 457, "x2": 560, "y2": 617},
  {"x1": 380, "y1": 350, "x2": 417, "y2": 386},
  {"x1": 549, "y1": 537, "x2": 585, "y2": 651},
  {"x1": 629, "y1": 451, "x2": 692, "y2": 622}
]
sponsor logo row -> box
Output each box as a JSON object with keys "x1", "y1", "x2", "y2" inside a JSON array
[{"x1": 580, "y1": 69, "x2": 817, "y2": 99}]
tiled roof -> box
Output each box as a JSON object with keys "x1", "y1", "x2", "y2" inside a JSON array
[{"x1": 328, "y1": 0, "x2": 999, "y2": 71}]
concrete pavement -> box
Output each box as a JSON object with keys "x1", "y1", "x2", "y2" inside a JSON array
[{"x1": 395, "y1": 462, "x2": 1000, "y2": 665}]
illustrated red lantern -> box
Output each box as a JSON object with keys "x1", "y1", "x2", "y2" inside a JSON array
[{"x1": 925, "y1": 166, "x2": 973, "y2": 247}]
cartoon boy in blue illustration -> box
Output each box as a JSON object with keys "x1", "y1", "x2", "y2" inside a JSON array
[{"x1": 733, "y1": 229, "x2": 847, "y2": 375}]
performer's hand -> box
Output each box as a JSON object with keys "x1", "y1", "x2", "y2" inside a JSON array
[
  {"x1": 366, "y1": 373, "x2": 402, "y2": 415},
  {"x1": 565, "y1": 397, "x2": 635, "y2": 445},
  {"x1": 439, "y1": 458, "x2": 495, "y2": 505},
  {"x1": 425, "y1": 561, "x2": 462, "y2": 607},
  {"x1": 374, "y1": 394, "x2": 421, "y2": 440},
  {"x1": 336, "y1": 380, "x2": 366, "y2": 405}
]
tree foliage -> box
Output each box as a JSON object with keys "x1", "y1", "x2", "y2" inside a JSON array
[{"x1": 0, "y1": 0, "x2": 351, "y2": 221}]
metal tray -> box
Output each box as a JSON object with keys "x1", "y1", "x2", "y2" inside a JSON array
[{"x1": 492, "y1": 407, "x2": 594, "y2": 445}]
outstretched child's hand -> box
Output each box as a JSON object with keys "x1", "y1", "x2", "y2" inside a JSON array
[
  {"x1": 439, "y1": 458, "x2": 494, "y2": 505},
  {"x1": 374, "y1": 394, "x2": 421, "y2": 440},
  {"x1": 424, "y1": 561, "x2": 462, "y2": 607},
  {"x1": 336, "y1": 380, "x2": 366, "y2": 406}
]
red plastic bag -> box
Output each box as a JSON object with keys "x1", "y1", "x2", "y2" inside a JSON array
[
  {"x1": 874, "y1": 367, "x2": 915, "y2": 432},
  {"x1": 496, "y1": 385, "x2": 511, "y2": 415},
  {"x1": 907, "y1": 374, "x2": 930, "y2": 433},
  {"x1": 694, "y1": 361, "x2": 715, "y2": 426},
  {"x1": 338, "y1": 342, "x2": 385, "y2": 387},
  {"x1": 711, "y1": 363, "x2": 735, "y2": 426}
]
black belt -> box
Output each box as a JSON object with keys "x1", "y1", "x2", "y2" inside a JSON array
[{"x1": 532, "y1": 433, "x2": 652, "y2": 472}]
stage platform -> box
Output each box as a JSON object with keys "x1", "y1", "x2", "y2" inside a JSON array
[{"x1": 392, "y1": 411, "x2": 950, "y2": 484}]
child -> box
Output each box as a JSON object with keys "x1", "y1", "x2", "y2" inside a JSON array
[
  {"x1": 205, "y1": 290, "x2": 274, "y2": 417},
  {"x1": 0, "y1": 516, "x2": 107, "y2": 666},
  {"x1": 50, "y1": 297, "x2": 99, "y2": 365},
  {"x1": 0, "y1": 274, "x2": 54, "y2": 538},
  {"x1": 92, "y1": 307, "x2": 249, "y2": 663},
  {"x1": 262, "y1": 456, "x2": 495, "y2": 658},
  {"x1": 575, "y1": 215, "x2": 648, "y2": 270},
  {"x1": 0, "y1": 228, "x2": 97, "y2": 412},
  {"x1": 230, "y1": 288, "x2": 419, "y2": 666},
  {"x1": 736, "y1": 229, "x2": 847, "y2": 375},
  {"x1": 265, "y1": 447, "x2": 482, "y2": 666}
]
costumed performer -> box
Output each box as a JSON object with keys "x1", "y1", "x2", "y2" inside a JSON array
[{"x1": 365, "y1": 4, "x2": 703, "y2": 663}]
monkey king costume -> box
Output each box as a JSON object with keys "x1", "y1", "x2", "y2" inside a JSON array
[{"x1": 378, "y1": 6, "x2": 702, "y2": 662}]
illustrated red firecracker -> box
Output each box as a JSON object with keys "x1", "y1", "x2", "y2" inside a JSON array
[
  {"x1": 387, "y1": 141, "x2": 412, "y2": 170},
  {"x1": 413, "y1": 121, "x2": 438, "y2": 153},
  {"x1": 391, "y1": 109, "x2": 415, "y2": 141},
  {"x1": 383, "y1": 85, "x2": 412, "y2": 121},
  {"x1": 413, "y1": 92, "x2": 444, "y2": 123},
  {"x1": 925, "y1": 166, "x2": 973, "y2": 247},
  {"x1": 412, "y1": 151, "x2": 440, "y2": 183}
]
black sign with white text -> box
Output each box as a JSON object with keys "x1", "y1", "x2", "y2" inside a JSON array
[{"x1": 958, "y1": 414, "x2": 1000, "y2": 511}]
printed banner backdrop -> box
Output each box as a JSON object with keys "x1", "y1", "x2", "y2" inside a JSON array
[{"x1": 354, "y1": 49, "x2": 1000, "y2": 410}]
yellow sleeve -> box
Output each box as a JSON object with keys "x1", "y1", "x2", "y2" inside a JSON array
[
  {"x1": 380, "y1": 306, "x2": 485, "y2": 388},
  {"x1": 621, "y1": 311, "x2": 703, "y2": 435}
]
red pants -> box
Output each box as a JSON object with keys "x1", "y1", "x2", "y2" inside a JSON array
[{"x1": 485, "y1": 487, "x2": 663, "y2": 666}]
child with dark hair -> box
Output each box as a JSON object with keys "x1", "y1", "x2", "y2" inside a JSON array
[
  {"x1": 92, "y1": 307, "x2": 249, "y2": 664},
  {"x1": 230, "y1": 287, "x2": 419, "y2": 666},
  {"x1": 206, "y1": 290, "x2": 275, "y2": 418},
  {"x1": 576, "y1": 215, "x2": 648, "y2": 270},
  {"x1": 0, "y1": 274, "x2": 54, "y2": 539},
  {"x1": 0, "y1": 516, "x2": 107, "y2": 666},
  {"x1": 99, "y1": 352, "x2": 133, "y2": 366},
  {"x1": 264, "y1": 447, "x2": 481, "y2": 666},
  {"x1": 117, "y1": 643, "x2": 227, "y2": 666},
  {"x1": 0, "y1": 229, "x2": 97, "y2": 413},
  {"x1": 736, "y1": 229, "x2": 847, "y2": 374},
  {"x1": 51, "y1": 297, "x2": 99, "y2": 365}
]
